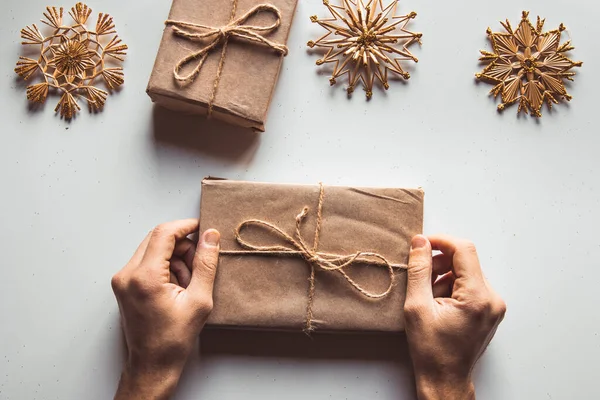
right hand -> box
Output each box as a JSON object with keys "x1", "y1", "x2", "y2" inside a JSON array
[{"x1": 404, "y1": 234, "x2": 506, "y2": 400}]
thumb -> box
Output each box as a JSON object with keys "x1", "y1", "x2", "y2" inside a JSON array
[
  {"x1": 188, "y1": 229, "x2": 220, "y2": 299},
  {"x1": 406, "y1": 235, "x2": 434, "y2": 304}
]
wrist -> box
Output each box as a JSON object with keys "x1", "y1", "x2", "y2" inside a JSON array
[
  {"x1": 115, "y1": 362, "x2": 184, "y2": 400},
  {"x1": 415, "y1": 374, "x2": 475, "y2": 400}
]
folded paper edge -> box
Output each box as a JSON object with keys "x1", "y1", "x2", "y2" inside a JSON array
[
  {"x1": 201, "y1": 178, "x2": 424, "y2": 200},
  {"x1": 147, "y1": 87, "x2": 266, "y2": 132}
]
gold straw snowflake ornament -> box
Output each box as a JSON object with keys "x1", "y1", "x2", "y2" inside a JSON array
[
  {"x1": 15, "y1": 3, "x2": 127, "y2": 119},
  {"x1": 308, "y1": 0, "x2": 422, "y2": 99},
  {"x1": 476, "y1": 11, "x2": 582, "y2": 117}
]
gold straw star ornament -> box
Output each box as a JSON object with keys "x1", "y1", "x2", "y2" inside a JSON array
[
  {"x1": 308, "y1": 0, "x2": 422, "y2": 99},
  {"x1": 15, "y1": 3, "x2": 128, "y2": 119},
  {"x1": 476, "y1": 11, "x2": 582, "y2": 117}
]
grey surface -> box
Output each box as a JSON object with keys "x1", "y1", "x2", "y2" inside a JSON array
[{"x1": 0, "y1": 0, "x2": 598, "y2": 399}]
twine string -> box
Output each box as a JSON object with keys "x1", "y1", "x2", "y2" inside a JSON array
[
  {"x1": 305, "y1": 182, "x2": 325, "y2": 333},
  {"x1": 220, "y1": 183, "x2": 406, "y2": 333},
  {"x1": 165, "y1": 1, "x2": 288, "y2": 116}
]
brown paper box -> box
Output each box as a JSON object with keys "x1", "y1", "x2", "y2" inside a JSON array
[
  {"x1": 199, "y1": 178, "x2": 425, "y2": 333},
  {"x1": 146, "y1": 0, "x2": 298, "y2": 132}
]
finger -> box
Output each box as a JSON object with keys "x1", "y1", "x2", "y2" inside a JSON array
[
  {"x1": 428, "y1": 234, "x2": 460, "y2": 259},
  {"x1": 428, "y1": 234, "x2": 484, "y2": 282},
  {"x1": 174, "y1": 238, "x2": 197, "y2": 268},
  {"x1": 432, "y1": 253, "x2": 452, "y2": 277},
  {"x1": 433, "y1": 271, "x2": 455, "y2": 298},
  {"x1": 188, "y1": 229, "x2": 220, "y2": 299},
  {"x1": 170, "y1": 257, "x2": 192, "y2": 288},
  {"x1": 142, "y1": 219, "x2": 199, "y2": 270},
  {"x1": 170, "y1": 272, "x2": 180, "y2": 286},
  {"x1": 174, "y1": 238, "x2": 195, "y2": 258},
  {"x1": 406, "y1": 235, "x2": 434, "y2": 304}
]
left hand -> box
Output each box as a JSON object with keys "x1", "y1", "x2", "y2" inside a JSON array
[{"x1": 111, "y1": 219, "x2": 220, "y2": 400}]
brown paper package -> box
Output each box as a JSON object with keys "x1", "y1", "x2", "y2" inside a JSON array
[
  {"x1": 146, "y1": 0, "x2": 298, "y2": 132},
  {"x1": 200, "y1": 178, "x2": 425, "y2": 333}
]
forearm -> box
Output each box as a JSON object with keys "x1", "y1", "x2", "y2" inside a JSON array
[
  {"x1": 115, "y1": 366, "x2": 182, "y2": 400},
  {"x1": 415, "y1": 375, "x2": 475, "y2": 400}
]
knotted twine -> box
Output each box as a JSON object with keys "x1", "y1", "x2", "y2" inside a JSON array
[
  {"x1": 220, "y1": 183, "x2": 408, "y2": 333},
  {"x1": 165, "y1": 0, "x2": 289, "y2": 117}
]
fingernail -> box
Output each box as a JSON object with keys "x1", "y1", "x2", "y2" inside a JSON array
[
  {"x1": 203, "y1": 229, "x2": 220, "y2": 247},
  {"x1": 411, "y1": 235, "x2": 427, "y2": 249}
]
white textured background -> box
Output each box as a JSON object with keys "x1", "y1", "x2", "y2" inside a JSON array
[{"x1": 1, "y1": 0, "x2": 598, "y2": 399}]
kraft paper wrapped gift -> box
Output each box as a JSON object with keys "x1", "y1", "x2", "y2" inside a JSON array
[
  {"x1": 146, "y1": 0, "x2": 298, "y2": 132},
  {"x1": 199, "y1": 178, "x2": 425, "y2": 333}
]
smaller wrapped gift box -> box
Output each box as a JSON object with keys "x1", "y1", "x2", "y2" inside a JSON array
[
  {"x1": 146, "y1": 0, "x2": 297, "y2": 132},
  {"x1": 200, "y1": 178, "x2": 425, "y2": 333}
]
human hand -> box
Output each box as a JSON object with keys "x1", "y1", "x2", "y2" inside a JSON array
[
  {"x1": 111, "y1": 220, "x2": 220, "y2": 400},
  {"x1": 404, "y1": 235, "x2": 506, "y2": 400}
]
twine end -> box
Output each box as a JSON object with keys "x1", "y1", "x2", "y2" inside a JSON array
[
  {"x1": 296, "y1": 207, "x2": 309, "y2": 222},
  {"x1": 303, "y1": 322, "x2": 315, "y2": 336}
]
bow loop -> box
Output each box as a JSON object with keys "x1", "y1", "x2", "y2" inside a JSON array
[
  {"x1": 234, "y1": 218, "x2": 300, "y2": 253},
  {"x1": 227, "y1": 207, "x2": 399, "y2": 300},
  {"x1": 231, "y1": 4, "x2": 283, "y2": 32}
]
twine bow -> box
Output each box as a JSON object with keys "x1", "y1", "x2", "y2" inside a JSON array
[
  {"x1": 220, "y1": 183, "x2": 407, "y2": 333},
  {"x1": 165, "y1": 2, "x2": 289, "y2": 116}
]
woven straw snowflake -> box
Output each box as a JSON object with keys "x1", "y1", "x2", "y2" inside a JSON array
[
  {"x1": 476, "y1": 11, "x2": 582, "y2": 117},
  {"x1": 15, "y1": 3, "x2": 127, "y2": 119},
  {"x1": 308, "y1": 0, "x2": 421, "y2": 99}
]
